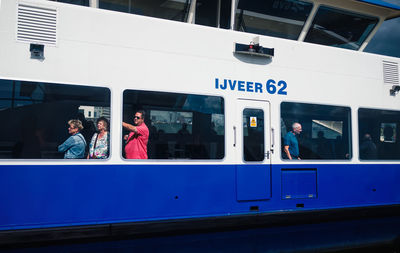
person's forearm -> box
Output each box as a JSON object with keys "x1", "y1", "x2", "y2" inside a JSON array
[
  {"x1": 58, "y1": 142, "x2": 70, "y2": 152},
  {"x1": 284, "y1": 146, "x2": 292, "y2": 160},
  {"x1": 123, "y1": 122, "x2": 137, "y2": 133}
]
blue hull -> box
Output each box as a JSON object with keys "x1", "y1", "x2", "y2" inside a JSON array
[{"x1": 0, "y1": 163, "x2": 399, "y2": 232}]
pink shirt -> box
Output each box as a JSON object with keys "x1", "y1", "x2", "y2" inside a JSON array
[{"x1": 125, "y1": 123, "x2": 149, "y2": 159}]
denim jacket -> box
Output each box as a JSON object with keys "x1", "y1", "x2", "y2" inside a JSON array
[{"x1": 58, "y1": 133, "x2": 87, "y2": 159}]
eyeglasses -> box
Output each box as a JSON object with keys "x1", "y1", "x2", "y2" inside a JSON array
[{"x1": 134, "y1": 116, "x2": 142, "y2": 119}]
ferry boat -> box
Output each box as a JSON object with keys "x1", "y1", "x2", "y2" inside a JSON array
[{"x1": 0, "y1": 0, "x2": 400, "y2": 248}]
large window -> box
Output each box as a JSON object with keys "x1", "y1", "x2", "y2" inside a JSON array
[
  {"x1": 358, "y1": 108, "x2": 400, "y2": 160},
  {"x1": 99, "y1": 0, "x2": 191, "y2": 22},
  {"x1": 123, "y1": 90, "x2": 224, "y2": 159},
  {"x1": 0, "y1": 79, "x2": 110, "y2": 159},
  {"x1": 304, "y1": 6, "x2": 378, "y2": 50},
  {"x1": 281, "y1": 102, "x2": 352, "y2": 160},
  {"x1": 235, "y1": 0, "x2": 313, "y2": 40}
]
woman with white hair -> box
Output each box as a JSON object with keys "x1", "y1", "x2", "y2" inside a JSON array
[{"x1": 58, "y1": 119, "x2": 87, "y2": 159}]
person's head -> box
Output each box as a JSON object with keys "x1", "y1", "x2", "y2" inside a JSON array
[
  {"x1": 134, "y1": 110, "x2": 145, "y2": 126},
  {"x1": 68, "y1": 119, "x2": 83, "y2": 135},
  {"x1": 364, "y1": 133, "x2": 372, "y2": 141},
  {"x1": 292, "y1": 122, "x2": 302, "y2": 135},
  {"x1": 96, "y1": 117, "x2": 109, "y2": 132}
]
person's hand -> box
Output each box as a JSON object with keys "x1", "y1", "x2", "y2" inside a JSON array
[{"x1": 124, "y1": 135, "x2": 129, "y2": 141}]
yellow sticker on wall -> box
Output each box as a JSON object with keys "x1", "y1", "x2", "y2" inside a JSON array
[{"x1": 250, "y1": 117, "x2": 257, "y2": 127}]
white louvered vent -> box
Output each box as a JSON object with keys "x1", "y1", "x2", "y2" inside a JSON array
[
  {"x1": 17, "y1": 3, "x2": 57, "y2": 46},
  {"x1": 383, "y1": 61, "x2": 399, "y2": 85}
]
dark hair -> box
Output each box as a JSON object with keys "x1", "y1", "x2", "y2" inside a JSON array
[
  {"x1": 136, "y1": 110, "x2": 146, "y2": 119},
  {"x1": 97, "y1": 117, "x2": 109, "y2": 131}
]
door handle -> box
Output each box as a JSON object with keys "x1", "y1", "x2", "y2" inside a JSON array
[
  {"x1": 271, "y1": 127, "x2": 275, "y2": 153},
  {"x1": 233, "y1": 126, "x2": 236, "y2": 147}
]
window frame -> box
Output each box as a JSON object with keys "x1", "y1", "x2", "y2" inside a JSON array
[
  {"x1": 304, "y1": 5, "x2": 379, "y2": 50},
  {"x1": 234, "y1": 0, "x2": 314, "y2": 40},
  {"x1": 280, "y1": 101, "x2": 353, "y2": 161},
  {"x1": 121, "y1": 89, "x2": 226, "y2": 161},
  {"x1": 242, "y1": 107, "x2": 265, "y2": 162},
  {"x1": 0, "y1": 78, "x2": 111, "y2": 161},
  {"x1": 358, "y1": 107, "x2": 400, "y2": 161}
]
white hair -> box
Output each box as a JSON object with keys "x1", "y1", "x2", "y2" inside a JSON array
[{"x1": 292, "y1": 122, "x2": 301, "y2": 130}]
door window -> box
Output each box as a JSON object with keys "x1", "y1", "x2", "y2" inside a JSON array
[{"x1": 243, "y1": 108, "x2": 264, "y2": 161}]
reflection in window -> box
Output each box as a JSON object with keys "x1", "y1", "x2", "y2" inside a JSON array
[
  {"x1": 312, "y1": 120, "x2": 343, "y2": 139},
  {"x1": 380, "y1": 123, "x2": 396, "y2": 143},
  {"x1": 49, "y1": 0, "x2": 89, "y2": 6},
  {"x1": 235, "y1": 0, "x2": 313, "y2": 40},
  {"x1": 123, "y1": 90, "x2": 224, "y2": 159},
  {"x1": 304, "y1": 6, "x2": 378, "y2": 50},
  {"x1": 243, "y1": 108, "x2": 264, "y2": 161},
  {"x1": 150, "y1": 110, "x2": 193, "y2": 134},
  {"x1": 281, "y1": 102, "x2": 352, "y2": 160},
  {"x1": 0, "y1": 79, "x2": 110, "y2": 159},
  {"x1": 99, "y1": 0, "x2": 191, "y2": 22},
  {"x1": 359, "y1": 108, "x2": 400, "y2": 160}
]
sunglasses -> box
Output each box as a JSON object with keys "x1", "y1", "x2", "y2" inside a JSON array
[{"x1": 134, "y1": 116, "x2": 142, "y2": 119}]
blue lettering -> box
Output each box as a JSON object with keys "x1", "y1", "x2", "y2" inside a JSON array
[
  {"x1": 255, "y1": 82, "x2": 263, "y2": 93},
  {"x1": 229, "y1": 80, "x2": 236, "y2": 90},
  {"x1": 266, "y1": 79, "x2": 277, "y2": 94},
  {"x1": 220, "y1": 79, "x2": 227, "y2": 89},
  {"x1": 214, "y1": 78, "x2": 286, "y2": 95},
  {"x1": 238, "y1": 81, "x2": 245, "y2": 91},
  {"x1": 246, "y1": 82, "x2": 254, "y2": 92},
  {"x1": 277, "y1": 80, "x2": 287, "y2": 95}
]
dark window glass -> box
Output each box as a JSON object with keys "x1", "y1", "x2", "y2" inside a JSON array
[
  {"x1": 50, "y1": 0, "x2": 89, "y2": 6},
  {"x1": 99, "y1": 0, "x2": 130, "y2": 13},
  {"x1": 0, "y1": 79, "x2": 110, "y2": 159},
  {"x1": 281, "y1": 102, "x2": 352, "y2": 160},
  {"x1": 123, "y1": 90, "x2": 224, "y2": 160},
  {"x1": 195, "y1": 0, "x2": 232, "y2": 29},
  {"x1": 99, "y1": 0, "x2": 191, "y2": 22},
  {"x1": 243, "y1": 108, "x2": 264, "y2": 161},
  {"x1": 304, "y1": 6, "x2": 378, "y2": 50},
  {"x1": 219, "y1": 0, "x2": 232, "y2": 29},
  {"x1": 359, "y1": 108, "x2": 400, "y2": 160},
  {"x1": 195, "y1": 0, "x2": 218, "y2": 27},
  {"x1": 235, "y1": 0, "x2": 313, "y2": 40}
]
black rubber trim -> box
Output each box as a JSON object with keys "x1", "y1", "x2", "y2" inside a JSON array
[{"x1": 1, "y1": 204, "x2": 400, "y2": 248}]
